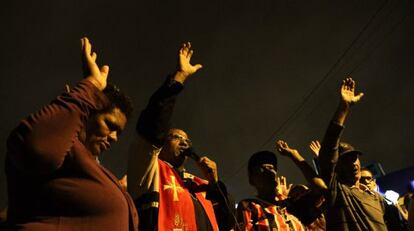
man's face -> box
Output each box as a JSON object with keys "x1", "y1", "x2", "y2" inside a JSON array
[
  {"x1": 159, "y1": 129, "x2": 191, "y2": 168},
  {"x1": 249, "y1": 163, "x2": 278, "y2": 193},
  {"x1": 83, "y1": 107, "x2": 127, "y2": 156},
  {"x1": 360, "y1": 169, "x2": 376, "y2": 191},
  {"x1": 337, "y1": 153, "x2": 361, "y2": 184}
]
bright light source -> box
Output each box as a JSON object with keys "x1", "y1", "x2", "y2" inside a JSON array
[{"x1": 384, "y1": 190, "x2": 399, "y2": 205}]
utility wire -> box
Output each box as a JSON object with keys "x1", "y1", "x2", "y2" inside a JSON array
[{"x1": 223, "y1": 0, "x2": 391, "y2": 181}]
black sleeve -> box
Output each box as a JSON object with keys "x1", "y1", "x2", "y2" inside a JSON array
[
  {"x1": 136, "y1": 76, "x2": 184, "y2": 147},
  {"x1": 135, "y1": 192, "x2": 159, "y2": 231},
  {"x1": 206, "y1": 181, "x2": 237, "y2": 231},
  {"x1": 287, "y1": 191, "x2": 325, "y2": 225},
  {"x1": 318, "y1": 122, "x2": 344, "y2": 189}
]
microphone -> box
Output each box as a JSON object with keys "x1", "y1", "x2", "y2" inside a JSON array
[{"x1": 183, "y1": 147, "x2": 201, "y2": 162}]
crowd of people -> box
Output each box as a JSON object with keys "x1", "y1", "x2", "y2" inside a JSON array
[{"x1": 1, "y1": 38, "x2": 413, "y2": 231}]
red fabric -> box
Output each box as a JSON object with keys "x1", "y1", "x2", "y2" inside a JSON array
[
  {"x1": 240, "y1": 200, "x2": 305, "y2": 231},
  {"x1": 157, "y1": 160, "x2": 218, "y2": 231}
]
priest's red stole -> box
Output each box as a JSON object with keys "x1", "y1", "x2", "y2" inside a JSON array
[{"x1": 157, "y1": 160, "x2": 219, "y2": 231}]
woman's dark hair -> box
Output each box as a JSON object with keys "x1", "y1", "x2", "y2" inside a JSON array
[{"x1": 102, "y1": 83, "x2": 133, "y2": 118}]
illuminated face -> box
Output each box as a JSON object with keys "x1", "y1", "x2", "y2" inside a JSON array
[
  {"x1": 159, "y1": 129, "x2": 191, "y2": 168},
  {"x1": 337, "y1": 153, "x2": 361, "y2": 184},
  {"x1": 360, "y1": 169, "x2": 376, "y2": 191},
  {"x1": 82, "y1": 107, "x2": 127, "y2": 156}
]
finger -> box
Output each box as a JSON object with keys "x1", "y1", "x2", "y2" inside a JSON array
[
  {"x1": 181, "y1": 42, "x2": 187, "y2": 50},
  {"x1": 341, "y1": 80, "x2": 347, "y2": 91},
  {"x1": 91, "y1": 52, "x2": 97, "y2": 62},
  {"x1": 344, "y1": 78, "x2": 351, "y2": 91},
  {"x1": 194, "y1": 64, "x2": 203, "y2": 71},
  {"x1": 100, "y1": 65, "x2": 109, "y2": 78},
  {"x1": 198, "y1": 156, "x2": 209, "y2": 164},
  {"x1": 81, "y1": 38, "x2": 85, "y2": 50},
  {"x1": 348, "y1": 78, "x2": 354, "y2": 90},
  {"x1": 182, "y1": 42, "x2": 189, "y2": 54},
  {"x1": 188, "y1": 49, "x2": 194, "y2": 59},
  {"x1": 276, "y1": 140, "x2": 281, "y2": 148},
  {"x1": 276, "y1": 140, "x2": 284, "y2": 150},
  {"x1": 282, "y1": 176, "x2": 286, "y2": 186},
  {"x1": 84, "y1": 38, "x2": 92, "y2": 59},
  {"x1": 354, "y1": 92, "x2": 364, "y2": 102},
  {"x1": 179, "y1": 45, "x2": 185, "y2": 55},
  {"x1": 65, "y1": 84, "x2": 70, "y2": 93}
]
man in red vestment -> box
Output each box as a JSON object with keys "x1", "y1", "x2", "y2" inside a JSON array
[{"x1": 128, "y1": 42, "x2": 235, "y2": 231}]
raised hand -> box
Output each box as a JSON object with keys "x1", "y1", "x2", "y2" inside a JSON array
[
  {"x1": 276, "y1": 176, "x2": 292, "y2": 198},
  {"x1": 81, "y1": 37, "x2": 109, "y2": 91},
  {"x1": 276, "y1": 140, "x2": 299, "y2": 157},
  {"x1": 174, "y1": 42, "x2": 203, "y2": 84},
  {"x1": 340, "y1": 77, "x2": 364, "y2": 106},
  {"x1": 309, "y1": 140, "x2": 321, "y2": 158}
]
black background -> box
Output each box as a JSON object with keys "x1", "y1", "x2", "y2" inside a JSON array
[{"x1": 1, "y1": 0, "x2": 414, "y2": 207}]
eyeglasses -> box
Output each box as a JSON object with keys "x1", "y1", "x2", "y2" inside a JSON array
[
  {"x1": 168, "y1": 134, "x2": 192, "y2": 146},
  {"x1": 360, "y1": 176, "x2": 374, "y2": 183}
]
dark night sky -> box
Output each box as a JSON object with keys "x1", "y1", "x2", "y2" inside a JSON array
[{"x1": 1, "y1": 0, "x2": 413, "y2": 207}]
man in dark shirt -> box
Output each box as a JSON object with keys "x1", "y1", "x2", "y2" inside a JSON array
[
  {"x1": 128, "y1": 42, "x2": 234, "y2": 231},
  {"x1": 318, "y1": 78, "x2": 387, "y2": 231}
]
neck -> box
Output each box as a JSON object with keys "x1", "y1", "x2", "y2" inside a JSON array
[
  {"x1": 257, "y1": 189, "x2": 279, "y2": 203},
  {"x1": 340, "y1": 176, "x2": 359, "y2": 187}
]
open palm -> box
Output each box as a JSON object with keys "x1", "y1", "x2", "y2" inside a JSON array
[
  {"x1": 82, "y1": 37, "x2": 109, "y2": 91},
  {"x1": 178, "y1": 42, "x2": 202, "y2": 76},
  {"x1": 341, "y1": 77, "x2": 364, "y2": 105}
]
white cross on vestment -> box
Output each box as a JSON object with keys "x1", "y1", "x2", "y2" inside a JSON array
[{"x1": 163, "y1": 175, "x2": 184, "y2": 201}]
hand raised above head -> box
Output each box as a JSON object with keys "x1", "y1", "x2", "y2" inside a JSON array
[
  {"x1": 81, "y1": 37, "x2": 109, "y2": 91},
  {"x1": 340, "y1": 77, "x2": 364, "y2": 106},
  {"x1": 309, "y1": 140, "x2": 321, "y2": 158},
  {"x1": 276, "y1": 140, "x2": 299, "y2": 157},
  {"x1": 174, "y1": 42, "x2": 203, "y2": 84}
]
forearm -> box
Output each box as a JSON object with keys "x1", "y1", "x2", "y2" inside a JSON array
[
  {"x1": 312, "y1": 158, "x2": 321, "y2": 175},
  {"x1": 7, "y1": 79, "x2": 108, "y2": 174},
  {"x1": 289, "y1": 152, "x2": 327, "y2": 191},
  {"x1": 136, "y1": 76, "x2": 184, "y2": 147},
  {"x1": 318, "y1": 104, "x2": 347, "y2": 186}
]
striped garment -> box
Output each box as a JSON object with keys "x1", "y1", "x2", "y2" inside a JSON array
[{"x1": 237, "y1": 198, "x2": 305, "y2": 231}]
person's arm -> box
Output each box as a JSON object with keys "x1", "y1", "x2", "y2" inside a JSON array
[
  {"x1": 7, "y1": 37, "x2": 110, "y2": 176},
  {"x1": 309, "y1": 140, "x2": 321, "y2": 174},
  {"x1": 276, "y1": 140, "x2": 327, "y2": 192},
  {"x1": 136, "y1": 42, "x2": 202, "y2": 147},
  {"x1": 203, "y1": 160, "x2": 236, "y2": 230},
  {"x1": 128, "y1": 42, "x2": 202, "y2": 199},
  {"x1": 318, "y1": 78, "x2": 364, "y2": 188},
  {"x1": 204, "y1": 181, "x2": 236, "y2": 230}
]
